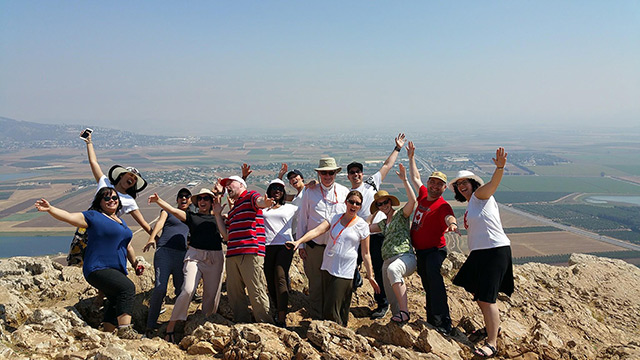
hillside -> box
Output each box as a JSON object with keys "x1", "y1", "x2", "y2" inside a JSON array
[{"x1": 1, "y1": 252, "x2": 639, "y2": 359}]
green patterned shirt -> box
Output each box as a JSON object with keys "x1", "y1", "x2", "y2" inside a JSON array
[{"x1": 378, "y1": 209, "x2": 414, "y2": 260}]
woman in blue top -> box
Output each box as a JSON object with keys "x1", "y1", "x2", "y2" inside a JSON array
[
  {"x1": 35, "y1": 187, "x2": 143, "y2": 339},
  {"x1": 142, "y1": 188, "x2": 191, "y2": 336}
]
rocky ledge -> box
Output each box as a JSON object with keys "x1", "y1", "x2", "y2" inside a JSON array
[{"x1": 0, "y1": 252, "x2": 638, "y2": 359}]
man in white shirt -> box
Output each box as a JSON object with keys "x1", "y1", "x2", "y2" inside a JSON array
[
  {"x1": 296, "y1": 157, "x2": 349, "y2": 318},
  {"x1": 347, "y1": 133, "x2": 406, "y2": 319}
]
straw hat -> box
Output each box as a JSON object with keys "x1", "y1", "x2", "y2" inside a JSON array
[
  {"x1": 190, "y1": 188, "x2": 216, "y2": 204},
  {"x1": 108, "y1": 165, "x2": 147, "y2": 192},
  {"x1": 447, "y1": 170, "x2": 485, "y2": 193},
  {"x1": 314, "y1": 157, "x2": 342, "y2": 173},
  {"x1": 370, "y1": 190, "x2": 400, "y2": 214}
]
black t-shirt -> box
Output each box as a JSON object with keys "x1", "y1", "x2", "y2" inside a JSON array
[{"x1": 185, "y1": 211, "x2": 223, "y2": 251}]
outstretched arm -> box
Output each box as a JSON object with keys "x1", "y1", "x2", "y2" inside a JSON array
[
  {"x1": 34, "y1": 198, "x2": 88, "y2": 228},
  {"x1": 407, "y1": 141, "x2": 423, "y2": 190},
  {"x1": 285, "y1": 220, "x2": 330, "y2": 250},
  {"x1": 148, "y1": 193, "x2": 187, "y2": 222},
  {"x1": 378, "y1": 133, "x2": 406, "y2": 181},
  {"x1": 81, "y1": 132, "x2": 105, "y2": 182},
  {"x1": 143, "y1": 210, "x2": 167, "y2": 252},
  {"x1": 397, "y1": 163, "x2": 416, "y2": 218},
  {"x1": 474, "y1": 147, "x2": 507, "y2": 200},
  {"x1": 128, "y1": 209, "x2": 153, "y2": 235},
  {"x1": 241, "y1": 163, "x2": 252, "y2": 180}
]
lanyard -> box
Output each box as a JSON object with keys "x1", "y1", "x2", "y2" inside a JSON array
[
  {"x1": 330, "y1": 214, "x2": 357, "y2": 246},
  {"x1": 320, "y1": 184, "x2": 338, "y2": 205}
]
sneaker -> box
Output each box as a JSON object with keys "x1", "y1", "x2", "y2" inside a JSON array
[
  {"x1": 117, "y1": 325, "x2": 141, "y2": 340},
  {"x1": 192, "y1": 293, "x2": 203, "y2": 303},
  {"x1": 435, "y1": 326, "x2": 454, "y2": 337},
  {"x1": 371, "y1": 304, "x2": 389, "y2": 319}
]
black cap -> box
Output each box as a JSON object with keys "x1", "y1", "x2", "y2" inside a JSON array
[
  {"x1": 347, "y1": 162, "x2": 363, "y2": 172},
  {"x1": 177, "y1": 187, "x2": 192, "y2": 197},
  {"x1": 287, "y1": 169, "x2": 304, "y2": 180}
]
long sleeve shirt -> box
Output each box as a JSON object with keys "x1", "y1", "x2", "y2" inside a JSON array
[{"x1": 296, "y1": 182, "x2": 349, "y2": 245}]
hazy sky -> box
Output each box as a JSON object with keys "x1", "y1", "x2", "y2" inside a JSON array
[{"x1": 1, "y1": 1, "x2": 638, "y2": 136}]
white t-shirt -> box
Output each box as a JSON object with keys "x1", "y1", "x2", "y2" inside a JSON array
[
  {"x1": 464, "y1": 194, "x2": 511, "y2": 251},
  {"x1": 96, "y1": 175, "x2": 139, "y2": 217},
  {"x1": 321, "y1": 213, "x2": 370, "y2": 279},
  {"x1": 352, "y1": 171, "x2": 386, "y2": 232},
  {"x1": 296, "y1": 182, "x2": 349, "y2": 245},
  {"x1": 263, "y1": 203, "x2": 298, "y2": 246}
]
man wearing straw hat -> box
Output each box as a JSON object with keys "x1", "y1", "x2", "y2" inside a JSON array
[
  {"x1": 407, "y1": 141, "x2": 459, "y2": 335},
  {"x1": 296, "y1": 157, "x2": 349, "y2": 318}
]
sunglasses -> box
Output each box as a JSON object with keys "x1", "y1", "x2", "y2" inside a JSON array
[
  {"x1": 177, "y1": 194, "x2": 190, "y2": 199},
  {"x1": 103, "y1": 195, "x2": 119, "y2": 202},
  {"x1": 346, "y1": 199, "x2": 362, "y2": 206},
  {"x1": 197, "y1": 196, "x2": 212, "y2": 201},
  {"x1": 319, "y1": 171, "x2": 336, "y2": 176},
  {"x1": 375, "y1": 199, "x2": 391, "y2": 207}
]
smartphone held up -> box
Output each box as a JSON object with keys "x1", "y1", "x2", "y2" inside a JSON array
[{"x1": 80, "y1": 128, "x2": 93, "y2": 139}]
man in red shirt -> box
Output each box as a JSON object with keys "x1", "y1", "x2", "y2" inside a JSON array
[
  {"x1": 219, "y1": 175, "x2": 274, "y2": 323},
  {"x1": 407, "y1": 142, "x2": 459, "y2": 335}
]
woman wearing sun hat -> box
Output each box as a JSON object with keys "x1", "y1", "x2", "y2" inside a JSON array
[
  {"x1": 262, "y1": 178, "x2": 298, "y2": 327},
  {"x1": 448, "y1": 147, "x2": 514, "y2": 358},
  {"x1": 81, "y1": 130, "x2": 152, "y2": 234},
  {"x1": 148, "y1": 186, "x2": 226, "y2": 343},
  {"x1": 368, "y1": 164, "x2": 417, "y2": 323}
]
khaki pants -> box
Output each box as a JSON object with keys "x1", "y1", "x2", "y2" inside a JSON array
[
  {"x1": 169, "y1": 247, "x2": 224, "y2": 322},
  {"x1": 303, "y1": 243, "x2": 326, "y2": 318},
  {"x1": 226, "y1": 254, "x2": 272, "y2": 323}
]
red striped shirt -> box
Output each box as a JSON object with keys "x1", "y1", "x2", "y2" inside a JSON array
[{"x1": 226, "y1": 190, "x2": 266, "y2": 257}]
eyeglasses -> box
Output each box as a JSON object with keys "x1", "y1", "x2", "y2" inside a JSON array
[
  {"x1": 197, "y1": 196, "x2": 212, "y2": 201},
  {"x1": 346, "y1": 199, "x2": 362, "y2": 206},
  {"x1": 319, "y1": 171, "x2": 336, "y2": 176},
  {"x1": 348, "y1": 170, "x2": 362, "y2": 175},
  {"x1": 375, "y1": 199, "x2": 391, "y2": 207},
  {"x1": 103, "y1": 195, "x2": 119, "y2": 202},
  {"x1": 177, "y1": 194, "x2": 190, "y2": 199},
  {"x1": 456, "y1": 179, "x2": 470, "y2": 187}
]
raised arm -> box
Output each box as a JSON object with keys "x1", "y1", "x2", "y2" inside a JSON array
[
  {"x1": 255, "y1": 195, "x2": 275, "y2": 209},
  {"x1": 241, "y1": 163, "x2": 252, "y2": 180},
  {"x1": 34, "y1": 198, "x2": 88, "y2": 228},
  {"x1": 212, "y1": 194, "x2": 228, "y2": 243},
  {"x1": 286, "y1": 220, "x2": 330, "y2": 250},
  {"x1": 407, "y1": 141, "x2": 423, "y2": 190},
  {"x1": 148, "y1": 193, "x2": 187, "y2": 222},
  {"x1": 378, "y1": 133, "x2": 406, "y2": 181},
  {"x1": 474, "y1": 147, "x2": 507, "y2": 200},
  {"x1": 277, "y1": 163, "x2": 288, "y2": 180},
  {"x1": 128, "y1": 209, "x2": 153, "y2": 235},
  {"x1": 81, "y1": 132, "x2": 105, "y2": 182},
  {"x1": 143, "y1": 210, "x2": 167, "y2": 252},
  {"x1": 397, "y1": 163, "x2": 416, "y2": 217}
]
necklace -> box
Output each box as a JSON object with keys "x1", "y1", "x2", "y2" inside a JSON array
[{"x1": 320, "y1": 184, "x2": 338, "y2": 205}]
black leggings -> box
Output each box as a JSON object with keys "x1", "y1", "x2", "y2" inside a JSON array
[{"x1": 86, "y1": 268, "x2": 135, "y2": 326}]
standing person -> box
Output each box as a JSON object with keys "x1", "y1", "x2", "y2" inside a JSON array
[
  {"x1": 35, "y1": 189, "x2": 143, "y2": 339},
  {"x1": 296, "y1": 158, "x2": 350, "y2": 318},
  {"x1": 219, "y1": 175, "x2": 273, "y2": 323},
  {"x1": 347, "y1": 133, "x2": 406, "y2": 319},
  {"x1": 148, "y1": 188, "x2": 226, "y2": 343},
  {"x1": 262, "y1": 179, "x2": 298, "y2": 327},
  {"x1": 142, "y1": 188, "x2": 191, "y2": 337},
  {"x1": 287, "y1": 190, "x2": 380, "y2": 326},
  {"x1": 449, "y1": 148, "x2": 514, "y2": 358},
  {"x1": 368, "y1": 163, "x2": 417, "y2": 323},
  {"x1": 81, "y1": 131, "x2": 152, "y2": 234},
  {"x1": 407, "y1": 141, "x2": 459, "y2": 335}
]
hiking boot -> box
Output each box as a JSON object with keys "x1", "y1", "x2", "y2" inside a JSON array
[
  {"x1": 371, "y1": 304, "x2": 389, "y2": 319},
  {"x1": 117, "y1": 325, "x2": 141, "y2": 340}
]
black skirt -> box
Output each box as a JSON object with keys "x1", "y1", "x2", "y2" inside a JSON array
[{"x1": 453, "y1": 245, "x2": 514, "y2": 303}]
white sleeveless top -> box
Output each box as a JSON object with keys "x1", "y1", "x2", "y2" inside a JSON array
[{"x1": 464, "y1": 194, "x2": 510, "y2": 251}]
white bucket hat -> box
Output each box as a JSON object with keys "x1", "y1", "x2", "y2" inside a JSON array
[
  {"x1": 447, "y1": 170, "x2": 485, "y2": 193},
  {"x1": 108, "y1": 165, "x2": 147, "y2": 192}
]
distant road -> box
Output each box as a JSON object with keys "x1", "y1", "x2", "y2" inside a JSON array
[{"x1": 499, "y1": 204, "x2": 640, "y2": 251}]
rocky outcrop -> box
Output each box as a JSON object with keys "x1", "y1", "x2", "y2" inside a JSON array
[{"x1": 0, "y1": 252, "x2": 639, "y2": 359}]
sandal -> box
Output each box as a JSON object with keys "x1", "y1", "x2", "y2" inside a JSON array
[
  {"x1": 390, "y1": 310, "x2": 410, "y2": 323},
  {"x1": 474, "y1": 342, "x2": 497, "y2": 358},
  {"x1": 164, "y1": 331, "x2": 176, "y2": 344},
  {"x1": 469, "y1": 327, "x2": 501, "y2": 342}
]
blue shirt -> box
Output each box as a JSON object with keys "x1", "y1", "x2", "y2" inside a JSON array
[
  {"x1": 82, "y1": 210, "x2": 133, "y2": 278},
  {"x1": 156, "y1": 211, "x2": 189, "y2": 251}
]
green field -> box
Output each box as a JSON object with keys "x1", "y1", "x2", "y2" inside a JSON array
[
  {"x1": 530, "y1": 164, "x2": 628, "y2": 177},
  {"x1": 498, "y1": 176, "x2": 640, "y2": 194},
  {"x1": 146, "y1": 150, "x2": 204, "y2": 157}
]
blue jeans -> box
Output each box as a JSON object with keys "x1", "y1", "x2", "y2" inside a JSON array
[{"x1": 146, "y1": 247, "x2": 186, "y2": 329}]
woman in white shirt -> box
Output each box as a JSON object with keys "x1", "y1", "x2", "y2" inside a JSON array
[
  {"x1": 262, "y1": 179, "x2": 298, "y2": 327},
  {"x1": 287, "y1": 190, "x2": 380, "y2": 326},
  {"x1": 448, "y1": 147, "x2": 514, "y2": 358}
]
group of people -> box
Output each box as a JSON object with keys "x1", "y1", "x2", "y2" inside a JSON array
[{"x1": 34, "y1": 131, "x2": 513, "y2": 358}]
